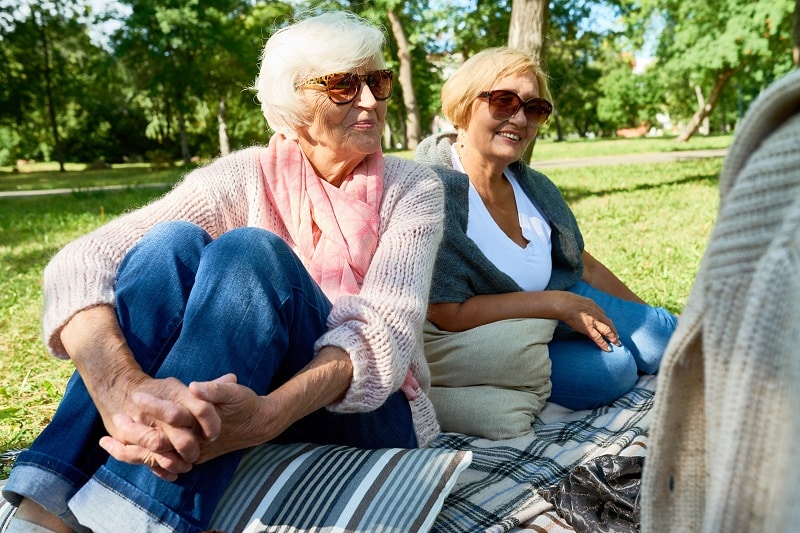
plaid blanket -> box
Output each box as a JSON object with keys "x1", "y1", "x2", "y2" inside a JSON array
[{"x1": 430, "y1": 374, "x2": 656, "y2": 532}]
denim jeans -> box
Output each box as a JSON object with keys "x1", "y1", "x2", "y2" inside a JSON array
[
  {"x1": 547, "y1": 280, "x2": 678, "y2": 410},
  {"x1": 4, "y1": 221, "x2": 416, "y2": 532}
]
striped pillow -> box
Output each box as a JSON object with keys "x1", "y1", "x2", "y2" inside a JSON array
[{"x1": 208, "y1": 443, "x2": 471, "y2": 533}]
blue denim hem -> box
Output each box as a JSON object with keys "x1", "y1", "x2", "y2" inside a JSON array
[
  {"x1": 2, "y1": 461, "x2": 88, "y2": 531},
  {"x1": 69, "y1": 466, "x2": 200, "y2": 533}
]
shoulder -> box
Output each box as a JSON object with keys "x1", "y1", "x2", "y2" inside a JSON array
[
  {"x1": 414, "y1": 132, "x2": 457, "y2": 167},
  {"x1": 383, "y1": 156, "x2": 444, "y2": 195}
]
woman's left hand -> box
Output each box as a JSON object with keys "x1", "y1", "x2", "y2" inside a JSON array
[{"x1": 188, "y1": 375, "x2": 289, "y2": 463}]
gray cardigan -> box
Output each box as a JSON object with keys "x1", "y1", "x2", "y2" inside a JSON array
[{"x1": 415, "y1": 132, "x2": 584, "y2": 307}]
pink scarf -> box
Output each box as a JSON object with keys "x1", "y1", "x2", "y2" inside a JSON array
[{"x1": 259, "y1": 134, "x2": 384, "y2": 301}]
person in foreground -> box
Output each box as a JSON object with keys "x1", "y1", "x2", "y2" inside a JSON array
[
  {"x1": 415, "y1": 47, "x2": 677, "y2": 412},
  {"x1": 4, "y1": 11, "x2": 444, "y2": 533}
]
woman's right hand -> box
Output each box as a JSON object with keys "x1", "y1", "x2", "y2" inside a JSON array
[
  {"x1": 557, "y1": 292, "x2": 621, "y2": 351},
  {"x1": 60, "y1": 306, "x2": 222, "y2": 477}
]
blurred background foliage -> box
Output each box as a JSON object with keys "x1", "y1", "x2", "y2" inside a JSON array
[{"x1": 0, "y1": 0, "x2": 796, "y2": 169}]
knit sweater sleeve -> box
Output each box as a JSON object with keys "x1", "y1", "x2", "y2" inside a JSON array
[
  {"x1": 41, "y1": 148, "x2": 265, "y2": 358},
  {"x1": 314, "y1": 157, "x2": 444, "y2": 420}
]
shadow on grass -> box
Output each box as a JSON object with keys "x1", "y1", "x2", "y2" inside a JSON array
[
  {"x1": 0, "y1": 188, "x2": 169, "y2": 257},
  {"x1": 559, "y1": 171, "x2": 719, "y2": 204}
]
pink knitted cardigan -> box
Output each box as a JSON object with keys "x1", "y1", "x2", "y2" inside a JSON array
[{"x1": 41, "y1": 146, "x2": 445, "y2": 446}]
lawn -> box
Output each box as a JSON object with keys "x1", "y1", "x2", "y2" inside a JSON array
[{"x1": 0, "y1": 138, "x2": 728, "y2": 476}]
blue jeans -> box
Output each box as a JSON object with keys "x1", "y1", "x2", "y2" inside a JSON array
[
  {"x1": 4, "y1": 221, "x2": 416, "y2": 532},
  {"x1": 547, "y1": 281, "x2": 678, "y2": 410}
]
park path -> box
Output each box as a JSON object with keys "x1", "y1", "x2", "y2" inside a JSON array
[
  {"x1": 532, "y1": 148, "x2": 728, "y2": 169},
  {"x1": 0, "y1": 148, "x2": 728, "y2": 199}
]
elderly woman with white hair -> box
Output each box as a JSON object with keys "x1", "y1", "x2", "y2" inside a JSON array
[{"x1": 3, "y1": 11, "x2": 444, "y2": 533}]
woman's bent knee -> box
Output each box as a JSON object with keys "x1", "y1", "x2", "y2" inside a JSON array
[
  {"x1": 206, "y1": 228, "x2": 295, "y2": 271},
  {"x1": 147, "y1": 220, "x2": 211, "y2": 245}
]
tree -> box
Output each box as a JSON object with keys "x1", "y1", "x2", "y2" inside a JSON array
[
  {"x1": 114, "y1": 0, "x2": 267, "y2": 164},
  {"x1": 0, "y1": 0, "x2": 127, "y2": 167},
  {"x1": 202, "y1": 2, "x2": 293, "y2": 156},
  {"x1": 794, "y1": 0, "x2": 800, "y2": 67},
  {"x1": 508, "y1": 0, "x2": 548, "y2": 162},
  {"x1": 631, "y1": 0, "x2": 795, "y2": 142},
  {"x1": 387, "y1": 9, "x2": 422, "y2": 149}
]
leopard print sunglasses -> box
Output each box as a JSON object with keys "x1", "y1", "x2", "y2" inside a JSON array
[{"x1": 298, "y1": 70, "x2": 394, "y2": 104}]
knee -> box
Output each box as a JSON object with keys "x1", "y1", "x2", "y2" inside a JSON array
[
  {"x1": 119, "y1": 221, "x2": 211, "y2": 277},
  {"x1": 631, "y1": 308, "x2": 678, "y2": 374},
  {"x1": 142, "y1": 221, "x2": 212, "y2": 252},
  {"x1": 603, "y1": 345, "x2": 640, "y2": 399},
  {"x1": 205, "y1": 228, "x2": 295, "y2": 273}
]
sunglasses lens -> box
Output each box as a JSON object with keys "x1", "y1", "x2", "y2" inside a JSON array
[
  {"x1": 524, "y1": 99, "x2": 553, "y2": 125},
  {"x1": 326, "y1": 73, "x2": 359, "y2": 103},
  {"x1": 488, "y1": 91, "x2": 520, "y2": 119},
  {"x1": 366, "y1": 71, "x2": 393, "y2": 100}
]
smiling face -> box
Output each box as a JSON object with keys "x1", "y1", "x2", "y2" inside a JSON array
[
  {"x1": 462, "y1": 72, "x2": 542, "y2": 168},
  {"x1": 295, "y1": 64, "x2": 387, "y2": 185}
]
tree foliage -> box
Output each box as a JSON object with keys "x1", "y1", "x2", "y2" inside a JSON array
[
  {"x1": 1, "y1": 0, "x2": 797, "y2": 167},
  {"x1": 622, "y1": 0, "x2": 796, "y2": 141}
]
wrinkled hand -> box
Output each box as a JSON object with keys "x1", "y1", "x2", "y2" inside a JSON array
[
  {"x1": 560, "y1": 293, "x2": 621, "y2": 351},
  {"x1": 98, "y1": 375, "x2": 227, "y2": 480},
  {"x1": 189, "y1": 375, "x2": 286, "y2": 464}
]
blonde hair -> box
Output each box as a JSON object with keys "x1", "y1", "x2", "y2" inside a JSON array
[
  {"x1": 254, "y1": 11, "x2": 387, "y2": 137},
  {"x1": 441, "y1": 47, "x2": 551, "y2": 129}
]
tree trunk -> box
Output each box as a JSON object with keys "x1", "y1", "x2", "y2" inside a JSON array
[
  {"x1": 178, "y1": 110, "x2": 190, "y2": 165},
  {"x1": 508, "y1": 0, "x2": 549, "y2": 162},
  {"x1": 218, "y1": 96, "x2": 230, "y2": 156},
  {"x1": 508, "y1": 0, "x2": 548, "y2": 60},
  {"x1": 676, "y1": 67, "x2": 737, "y2": 143},
  {"x1": 34, "y1": 11, "x2": 65, "y2": 172},
  {"x1": 793, "y1": 0, "x2": 800, "y2": 68},
  {"x1": 553, "y1": 107, "x2": 564, "y2": 142},
  {"x1": 693, "y1": 85, "x2": 710, "y2": 135},
  {"x1": 387, "y1": 10, "x2": 421, "y2": 149}
]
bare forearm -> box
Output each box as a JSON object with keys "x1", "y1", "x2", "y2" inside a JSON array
[
  {"x1": 251, "y1": 346, "x2": 353, "y2": 443},
  {"x1": 61, "y1": 305, "x2": 148, "y2": 421},
  {"x1": 582, "y1": 251, "x2": 646, "y2": 304},
  {"x1": 428, "y1": 291, "x2": 568, "y2": 332},
  {"x1": 62, "y1": 304, "x2": 221, "y2": 465}
]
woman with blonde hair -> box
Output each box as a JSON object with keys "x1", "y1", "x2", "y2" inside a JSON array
[{"x1": 416, "y1": 47, "x2": 676, "y2": 428}]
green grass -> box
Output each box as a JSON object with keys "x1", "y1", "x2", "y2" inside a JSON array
[
  {"x1": 532, "y1": 133, "x2": 732, "y2": 159},
  {"x1": 0, "y1": 163, "x2": 188, "y2": 192},
  {"x1": 1, "y1": 186, "x2": 173, "y2": 475},
  {"x1": 389, "y1": 133, "x2": 733, "y2": 161},
  {"x1": 0, "y1": 145, "x2": 725, "y2": 477}
]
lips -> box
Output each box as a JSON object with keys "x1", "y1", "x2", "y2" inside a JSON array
[{"x1": 351, "y1": 118, "x2": 378, "y2": 130}]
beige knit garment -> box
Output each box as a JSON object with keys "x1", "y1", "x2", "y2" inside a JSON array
[{"x1": 641, "y1": 68, "x2": 800, "y2": 532}]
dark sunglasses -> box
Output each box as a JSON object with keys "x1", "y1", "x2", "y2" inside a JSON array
[
  {"x1": 299, "y1": 70, "x2": 394, "y2": 105},
  {"x1": 477, "y1": 90, "x2": 553, "y2": 126}
]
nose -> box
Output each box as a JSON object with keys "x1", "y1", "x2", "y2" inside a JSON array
[
  {"x1": 353, "y1": 81, "x2": 378, "y2": 108},
  {"x1": 508, "y1": 105, "x2": 529, "y2": 125}
]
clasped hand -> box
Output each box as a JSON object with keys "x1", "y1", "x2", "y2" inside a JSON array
[{"x1": 99, "y1": 374, "x2": 272, "y2": 481}]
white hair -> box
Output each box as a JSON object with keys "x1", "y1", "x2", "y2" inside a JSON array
[{"x1": 254, "y1": 11, "x2": 387, "y2": 137}]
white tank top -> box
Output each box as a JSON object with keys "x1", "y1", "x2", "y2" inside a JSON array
[{"x1": 452, "y1": 147, "x2": 553, "y2": 291}]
